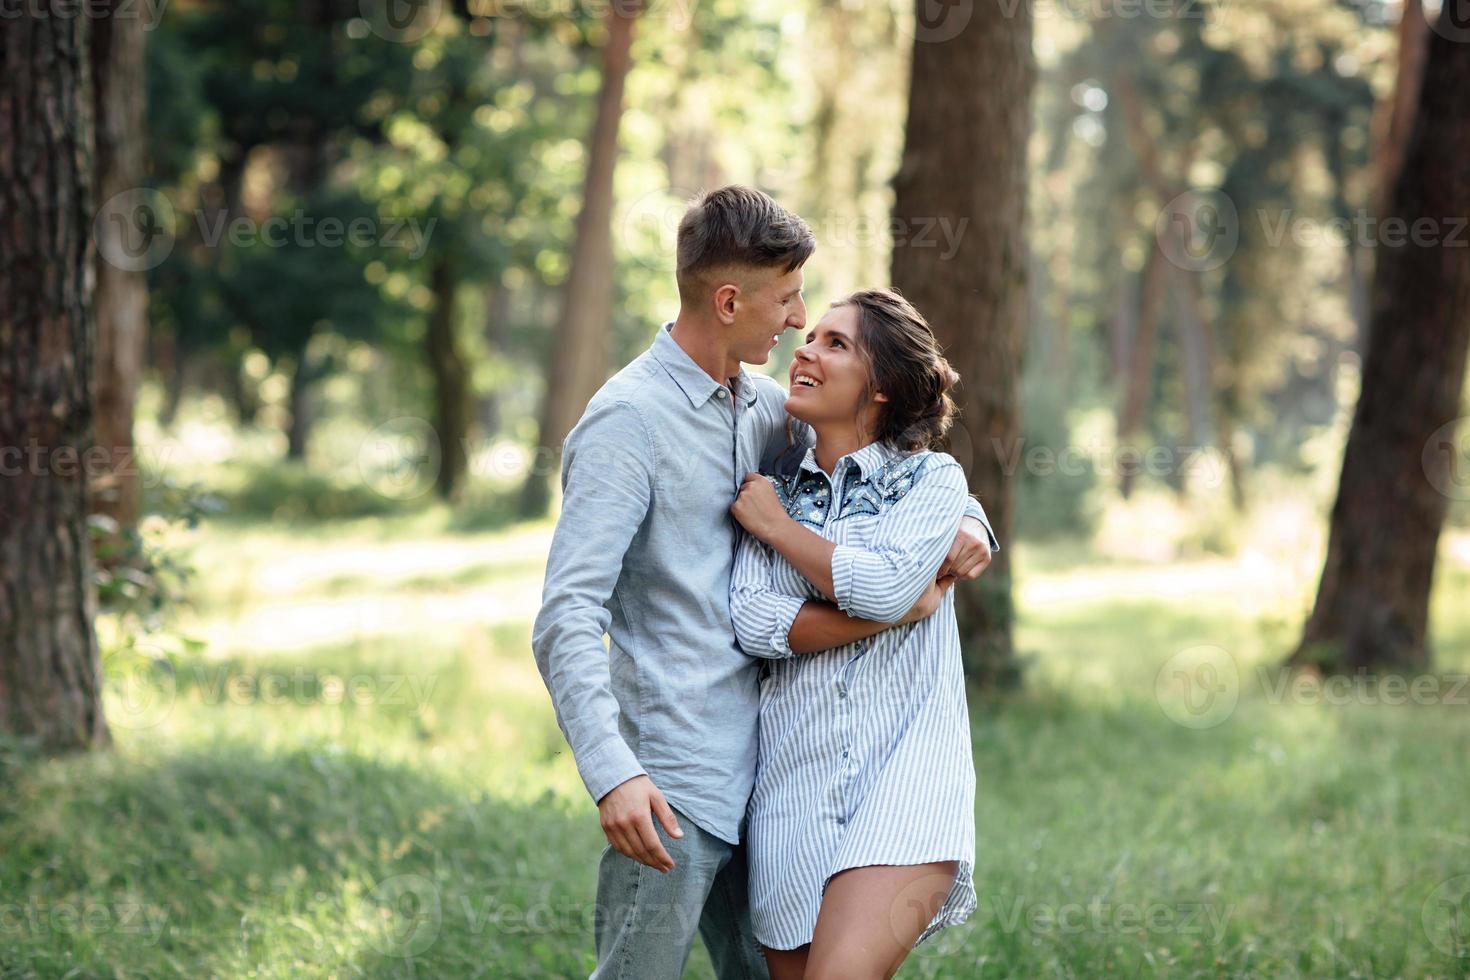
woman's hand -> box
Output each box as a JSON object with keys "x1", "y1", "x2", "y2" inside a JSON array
[
  {"x1": 899, "y1": 574, "x2": 957, "y2": 625},
  {"x1": 731, "y1": 473, "x2": 796, "y2": 545}
]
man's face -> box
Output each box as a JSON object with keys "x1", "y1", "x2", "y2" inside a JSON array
[{"x1": 728, "y1": 265, "x2": 807, "y2": 366}]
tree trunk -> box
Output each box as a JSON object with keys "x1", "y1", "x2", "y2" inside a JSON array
[
  {"x1": 519, "y1": 1, "x2": 640, "y2": 517},
  {"x1": 478, "y1": 284, "x2": 512, "y2": 437},
  {"x1": 0, "y1": 11, "x2": 111, "y2": 751},
  {"x1": 427, "y1": 254, "x2": 469, "y2": 500},
  {"x1": 1289, "y1": 27, "x2": 1470, "y2": 673},
  {"x1": 90, "y1": 2, "x2": 148, "y2": 527},
  {"x1": 891, "y1": 0, "x2": 1034, "y2": 689},
  {"x1": 286, "y1": 359, "x2": 314, "y2": 461},
  {"x1": 1118, "y1": 246, "x2": 1167, "y2": 498},
  {"x1": 1372, "y1": 0, "x2": 1428, "y2": 223}
]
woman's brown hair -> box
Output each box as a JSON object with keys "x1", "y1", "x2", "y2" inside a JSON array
[{"x1": 833, "y1": 287, "x2": 960, "y2": 452}]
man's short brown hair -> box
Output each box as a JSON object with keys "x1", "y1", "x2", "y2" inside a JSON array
[{"x1": 675, "y1": 186, "x2": 815, "y2": 302}]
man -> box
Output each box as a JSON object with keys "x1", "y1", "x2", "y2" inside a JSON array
[{"x1": 532, "y1": 186, "x2": 996, "y2": 979}]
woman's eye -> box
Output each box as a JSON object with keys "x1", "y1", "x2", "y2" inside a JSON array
[{"x1": 831, "y1": 339, "x2": 845, "y2": 349}]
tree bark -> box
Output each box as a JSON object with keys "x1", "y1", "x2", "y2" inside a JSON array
[
  {"x1": 1117, "y1": 246, "x2": 1167, "y2": 498},
  {"x1": 519, "y1": 1, "x2": 640, "y2": 517},
  {"x1": 89, "y1": 1, "x2": 148, "y2": 528},
  {"x1": 1372, "y1": 0, "x2": 1428, "y2": 223},
  {"x1": 286, "y1": 358, "x2": 314, "y2": 461},
  {"x1": 1289, "y1": 27, "x2": 1470, "y2": 673},
  {"x1": 0, "y1": 11, "x2": 111, "y2": 751},
  {"x1": 427, "y1": 254, "x2": 469, "y2": 500},
  {"x1": 891, "y1": 0, "x2": 1034, "y2": 689},
  {"x1": 477, "y1": 284, "x2": 508, "y2": 437}
]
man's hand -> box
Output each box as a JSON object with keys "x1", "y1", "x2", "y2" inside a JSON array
[
  {"x1": 938, "y1": 516, "x2": 993, "y2": 580},
  {"x1": 597, "y1": 775, "x2": 683, "y2": 873},
  {"x1": 900, "y1": 574, "x2": 957, "y2": 624}
]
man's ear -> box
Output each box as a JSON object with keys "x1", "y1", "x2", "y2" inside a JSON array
[{"x1": 713, "y1": 282, "x2": 740, "y2": 325}]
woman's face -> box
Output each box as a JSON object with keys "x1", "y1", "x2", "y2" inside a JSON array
[{"x1": 785, "y1": 304, "x2": 886, "y2": 432}]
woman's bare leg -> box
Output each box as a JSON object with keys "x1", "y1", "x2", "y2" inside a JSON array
[
  {"x1": 804, "y1": 861, "x2": 960, "y2": 980},
  {"x1": 763, "y1": 943, "x2": 809, "y2": 980}
]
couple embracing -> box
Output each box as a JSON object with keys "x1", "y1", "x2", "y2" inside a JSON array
[{"x1": 532, "y1": 185, "x2": 997, "y2": 979}]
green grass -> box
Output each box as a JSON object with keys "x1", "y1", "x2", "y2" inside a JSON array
[{"x1": 4, "y1": 503, "x2": 1470, "y2": 978}]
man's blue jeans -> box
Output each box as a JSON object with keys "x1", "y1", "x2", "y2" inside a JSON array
[{"x1": 591, "y1": 807, "x2": 770, "y2": 979}]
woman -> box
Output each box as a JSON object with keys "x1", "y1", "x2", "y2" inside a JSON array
[{"x1": 729, "y1": 287, "x2": 980, "y2": 979}]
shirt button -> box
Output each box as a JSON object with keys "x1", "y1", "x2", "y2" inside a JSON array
[
  {"x1": 836, "y1": 815, "x2": 846, "y2": 825},
  {"x1": 837, "y1": 688, "x2": 847, "y2": 700},
  {"x1": 716, "y1": 388, "x2": 727, "y2": 398}
]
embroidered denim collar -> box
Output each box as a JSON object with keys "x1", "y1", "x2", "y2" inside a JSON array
[
  {"x1": 772, "y1": 441, "x2": 930, "y2": 527},
  {"x1": 650, "y1": 321, "x2": 758, "y2": 409},
  {"x1": 796, "y1": 439, "x2": 901, "y2": 482}
]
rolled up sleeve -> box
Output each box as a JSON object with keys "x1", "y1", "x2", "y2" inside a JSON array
[
  {"x1": 830, "y1": 457, "x2": 969, "y2": 623},
  {"x1": 730, "y1": 525, "x2": 806, "y2": 659},
  {"x1": 962, "y1": 495, "x2": 1000, "y2": 552},
  {"x1": 531, "y1": 400, "x2": 654, "y2": 803}
]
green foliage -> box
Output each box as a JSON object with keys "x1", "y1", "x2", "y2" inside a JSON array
[
  {"x1": 92, "y1": 478, "x2": 222, "y2": 660},
  {"x1": 137, "y1": 0, "x2": 1412, "y2": 538}
]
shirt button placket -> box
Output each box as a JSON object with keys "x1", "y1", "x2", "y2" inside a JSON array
[{"x1": 835, "y1": 678, "x2": 851, "y2": 825}]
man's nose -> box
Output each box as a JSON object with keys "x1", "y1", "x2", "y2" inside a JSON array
[{"x1": 787, "y1": 299, "x2": 807, "y2": 329}]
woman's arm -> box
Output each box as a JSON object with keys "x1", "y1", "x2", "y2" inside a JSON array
[
  {"x1": 730, "y1": 473, "x2": 840, "y2": 597},
  {"x1": 828, "y1": 458, "x2": 969, "y2": 622},
  {"x1": 729, "y1": 526, "x2": 807, "y2": 659},
  {"x1": 730, "y1": 490, "x2": 948, "y2": 658},
  {"x1": 788, "y1": 577, "x2": 953, "y2": 653},
  {"x1": 731, "y1": 457, "x2": 969, "y2": 626}
]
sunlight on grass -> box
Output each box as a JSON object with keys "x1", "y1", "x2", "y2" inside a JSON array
[{"x1": 6, "y1": 482, "x2": 1470, "y2": 976}]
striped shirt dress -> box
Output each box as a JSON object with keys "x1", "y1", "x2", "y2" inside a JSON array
[{"x1": 729, "y1": 440, "x2": 978, "y2": 951}]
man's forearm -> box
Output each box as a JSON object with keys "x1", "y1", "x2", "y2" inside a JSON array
[{"x1": 786, "y1": 599, "x2": 895, "y2": 654}]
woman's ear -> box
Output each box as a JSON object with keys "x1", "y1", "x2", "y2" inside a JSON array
[{"x1": 872, "y1": 390, "x2": 889, "y2": 404}]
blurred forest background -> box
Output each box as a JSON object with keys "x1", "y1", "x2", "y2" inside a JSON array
[{"x1": 3, "y1": 0, "x2": 1470, "y2": 976}]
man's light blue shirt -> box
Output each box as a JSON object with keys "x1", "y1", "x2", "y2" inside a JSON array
[{"x1": 531, "y1": 322, "x2": 994, "y2": 844}]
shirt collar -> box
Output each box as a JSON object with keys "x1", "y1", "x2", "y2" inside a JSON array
[
  {"x1": 798, "y1": 439, "x2": 901, "y2": 481},
  {"x1": 650, "y1": 321, "x2": 757, "y2": 408}
]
